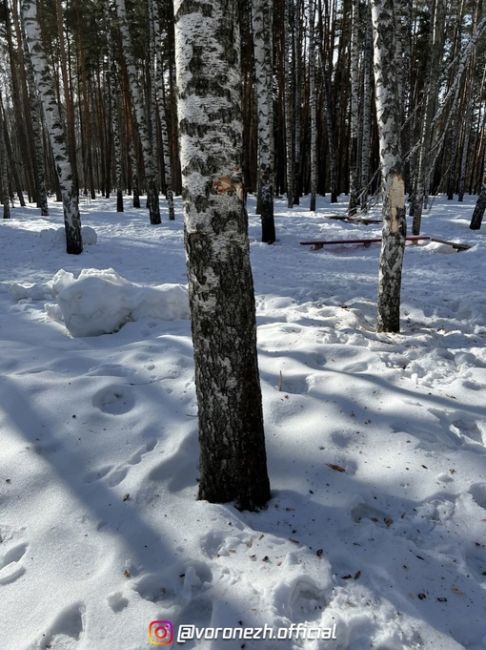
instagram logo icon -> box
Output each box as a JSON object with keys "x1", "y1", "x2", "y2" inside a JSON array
[{"x1": 148, "y1": 620, "x2": 174, "y2": 646}]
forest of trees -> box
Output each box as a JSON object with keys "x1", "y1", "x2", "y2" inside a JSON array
[
  {"x1": 0, "y1": 0, "x2": 485, "y2": 506},
  {"x1": 0, "y1": 0, "x2": 484, "y2": 233}
]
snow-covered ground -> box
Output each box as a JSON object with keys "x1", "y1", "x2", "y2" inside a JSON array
[{"x1": 0, "y1": 193, "x2": 485, "y2": 650}]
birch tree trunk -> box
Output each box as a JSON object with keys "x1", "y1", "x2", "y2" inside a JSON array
[
  {"x1": 113, "y1": 0, "x2": 161, "y2": 224},
  {"x1": 371, "y1": 0, "x2": 406, "y2": 333},
  {"x1": 22, "y1": 0, "x2": 82, "y2": 254},
  {"x1": 174, "y1": 0, "x2": 271, "y2": 510},
  {"x1": 348, "y1": 0, "x2": 360, "y2": 214},
  {"x1": 309, "y1": 0, "x2": 318, "y2": 212},
  {"x1": 252, "y1": 0, "x2": 276, "y2": 241}
]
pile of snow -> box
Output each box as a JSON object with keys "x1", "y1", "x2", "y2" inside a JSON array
[
  {"x1": 39, "y1": 225, "x2": 97, "y2": 246},
  {"x1": 10, "y1": 268, "x2": 190, "y2": 336}
]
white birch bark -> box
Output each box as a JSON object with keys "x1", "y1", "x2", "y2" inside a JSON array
[
  {"x1": 112, "y1": 0, "x2": 160, "y2": 224},
  {"x1": 21, "y1": 0, "x2": 82, "y2": 254},
  {"x1": 174, "y1": 0, "x2": 270, "y2": 510},
  {"x1": 371, "y1": 0, "x2": 406, "y2": 333},
  {"x1": 252, "y1": 0, "x2": 276, "y2": 241},
  {"x1": 22, "y1": 36, "x2": 48, "y2": 216}
]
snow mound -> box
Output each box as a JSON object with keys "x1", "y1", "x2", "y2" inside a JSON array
[
  {"x1": 46, "y1": 268, "x2": 190, "y2": 336},
  {"x1": 39, "y1": 225, "x2": 97, "y2": 246}
]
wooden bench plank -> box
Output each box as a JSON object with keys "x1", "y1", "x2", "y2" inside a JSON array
[{"x1": 300, "y1": 235, "x2": 431, "y2": 250}]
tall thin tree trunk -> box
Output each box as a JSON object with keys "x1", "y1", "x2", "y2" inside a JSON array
[
  {"x1": 411, "y1": 0, "x2": 445, "y2": 235},
  {"x1": 113, "y1": 0, "x2": 160, "y2": 224},
  {"x1": 252, "y1": 0, "x2": 276, "y2": 241},
  {"x1": 55, "y1": 0, "x2": 78, "y2": 195},
  {"x1": 348, "y1": 0, "x2": 360, "y2": 214},
  {"x1": 0, "y1": 96, "x2": 11, "y2": 219},
  {"x1": 284, "y1": 0, "x2": 295, "y2": 208},
  {"x1": 360, "y1": 4, "x2": 372, "y2": 211},
  {"x1": 22, "y1": 0, "x2": 82, "y2": 254},
  {"x1": 154, "y1": 12, "x2": 175, "y2": 221},
  {"x1": 371, "y1": 0, "x2": 406, "y2": 333},
  {"x1": 309, "y1": 0, "x2": 318, "y2": 212},
  {"x1": 175, "y1": 0, "x2": 271, "y2": 510},
  {"x1": 470, "y1": 157, "x2": 486, "y2": 230}
]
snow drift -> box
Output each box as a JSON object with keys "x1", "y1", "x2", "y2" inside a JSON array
[{"x1": 11, "y1": 268, "x2": 190, "y2": 336}]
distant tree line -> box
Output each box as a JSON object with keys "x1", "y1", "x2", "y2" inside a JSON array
[{"x1": 0, "y1": 1, "x2": 485, "y2": 231}]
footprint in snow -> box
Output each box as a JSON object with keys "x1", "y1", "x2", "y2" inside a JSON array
[
  {"x1": 133, "y1": 573, "x2": 176, "y2": 604},
  {"x1": 87, "y1": 363, "x2": 130, "y2": 378},
  {"x1": 83, "y1": 465, "x2": 113, "y2": 483},
  {"x1": 450, "y1": 417, "x2": 484, "y2": 445},
  {"x1": 107, "y1": 591, "x2": 129, "y2": 613},
  {"x1": 469, "y1": 483, "x2": 486, "y2": 510},
  {"x1": 38, "y1": 602, "x2": 85, "y2": 650},
  {"x1": 199, "y1": 530, "x2": 226, "y2": 560},
  {"x1": 105, "y1": 466, "x2": 129, "y2": 487},
  {"x1": 83, "y1": 464, "x2": 127, "y2": 487},
  {"x1": 127, "y1": 438, "x2": 157, "y2": 465},
  {"x1": 351, "y1": 503, "x2": 390, "y2": 527},
  {"x1": 92, "y1": 384, "x2": 135, "y2": 415},
  {"x1": 0, "y1": 542, "x2": 28, "y2": 585},
  {"x1": 146, "y1": 432, "x2": 198, "y2": 495},
  {"x1": 84, "y1": 440, "x2": 157, "y2": 486},
  {"x1": 273, "y1": 575, "x2": 328, "y2": 623}
]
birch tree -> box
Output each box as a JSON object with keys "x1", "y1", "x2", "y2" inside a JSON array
[
  {"x1": 113, "y1": 0, "x2": 161, "y2": 224},
  {"x1": 252, "y1": 0, "x2": 276, "y2": 241},
  {"x1": 21, "y1": 0, "x2": 83, "y2": 254},
  {"x1": 174, "y1": 0, "x2": 271, "y2": 510},
  {"x1": 371, "y1": 0, "x2": 406, "y2": 333}
]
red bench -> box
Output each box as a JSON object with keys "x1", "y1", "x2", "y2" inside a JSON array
[{"x1": 300, "y1": 235, "x2": 431, "y2": 251}]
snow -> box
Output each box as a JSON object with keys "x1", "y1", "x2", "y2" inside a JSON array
[
  {"x1": 11, "y1": 267, "x2": 189, "y2": 337},
  {"x1": 0, "y1": 194, "x2": 485, "y2": 650}
]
